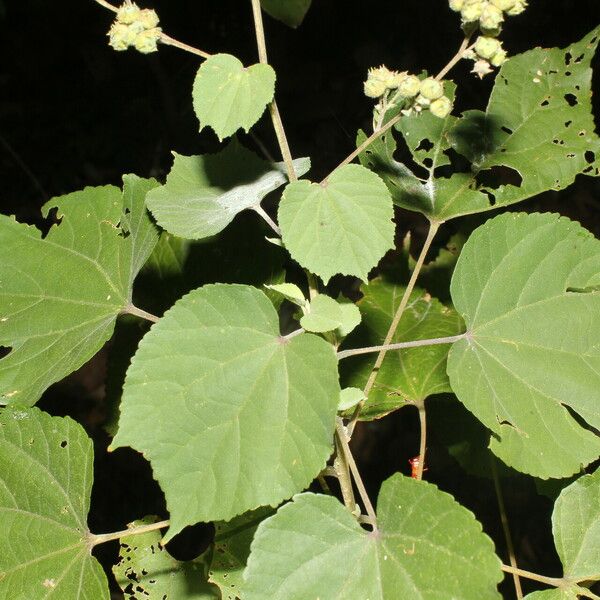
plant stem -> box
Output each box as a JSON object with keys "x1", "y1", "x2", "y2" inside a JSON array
[
  {"x1": 335, "y1": 418, "x2": 378, "y2": 530},
  {"x1": 415, "y1": 402, "x2": 427, "y2": 480},
  {"x1": 435, "y1": 36, "x2": 473, "y2": 81},
  {"x1": 88, "y1": 519, "x2": 170, "y2": 548},
  {"x1": 92, "y1": 0, "x2": 212, "y2": 58},
  {"x1": 283, "y1": 328, "x2": 304, "y2": 341},
  {"x1": 577, "y1": 588, "x2": 600, "y2": 600},
  {"x1": 124, "y1": 304, "x2": 160, "y2": 324},
  {"x1": 492, "y1": 457, "x2": 523, "y2": 599},
  {"x1": 249, "y1": 0, "x2": 297, "y2": 182},
  {"x1": 333, "y1": 434, "x2": 356, "y2": 514},
  {"x1": 337, "y1": 333, "x2": 466, "y2": 361},
  {"x1": 347, "y1": 220, "x2": 441, "y2": 435},
  {"x1": 253, "y1": 204, "x2": 281, "y2": 236},
  {"x1": 500, "y1": 565, "x2": 568, "y2": 589}
]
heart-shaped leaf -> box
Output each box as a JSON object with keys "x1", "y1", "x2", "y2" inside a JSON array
[
  {"x1": 0, "y1": 407, "x2": 109, "y2": 599},
  {"x1": 112, "y1": 284, "x2": 340, "y2": 541},
  {"x1": 193, "y1": 54, "x2": 276, "y2": 140},
  {"x1": 278, "y1": 164, "x2": 394, "y2": 283},
  {"x1": 0, "y1": 176, "x2": 159, "y2": 405},
  {"x1": 448, "y1": 212, "x2": 600, "y2": 478},
  {"x1": 242, "y1": 474, "x2": 502, "y2": 599},
  {"x1": 147, "y1": 142, "x2": 310, "y2": 240}
]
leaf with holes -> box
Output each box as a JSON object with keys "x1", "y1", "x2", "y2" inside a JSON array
[
  {"x1": 113, "y1": 516, "x2": 218, "y2": 599},
  {"x1": 552, "y1": 467, "x2": 600, "y2": 581},
  {"x1": 208, "y1": 508, "x2": 273, "y2": 600},
  {"x1": 242, "y1": 474, "x2": 502, "y2": 599},
  {"x1": 260, "y1": 0, "x2": 312, "y2": 27},
  {"x1": 192, "y1": 54, "x2": 276, "y2": 140},
  {"x1": 0, "y1": 176, "x2": 159, "y2": 405},
  {"x1": 0, "y1": 406, "x2": 109, "y2": 599},
  {"x1": 448, "y1": 212, "x2": 600, "y2": 478},
  {"x1": 146, "y1": 142, "x2": 310, "y2": 240},
  {"x1": 278, "y1": 164, "x2": 394, "y2": 284},
  {"x1": 340, "y1": 280, "x2": 463, "y2": 420},
  {"x1": 112, "y1": 284, "x2": 340, "y2": 541}
]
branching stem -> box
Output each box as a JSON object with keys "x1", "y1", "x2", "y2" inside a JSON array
[
  {"x1": 337, "y1": 333, "x2": 465, "y2": 360},
  {"x1": 435, "y1": 36, "x2": 473, "y2": 81},
  {"x1": 124, "y1": 304, "x2": 160, "y2": 324},
  {"x1": 253, "y1": 204, "x2": 281, "y2": 236},
  {"x1": 347, "y1": 220, "x2": 441, "y2": 435},
  {"x1": 335, "y1": 418, "x2": 378, "y2": 530},
  {"x1": 500, "y1": 565, "x2": 566, "y2": 589},
  {"x1": 250, "y1": 0, "x2": 297, "y2": 182},
  {"x1": 89, "y1": 519, "x2": 170, "y2": 548}
]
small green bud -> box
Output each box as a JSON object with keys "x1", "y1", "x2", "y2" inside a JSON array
[
  {"x1": 419, "y1": 77, "x2": 444, "y2": 101},
  {"x1": 108, "y1": 22, "x2": 130, "y2": 51},
  {"x1": 480, "y1": 3, "x2": 504, "y2": 29},
  {"x1": 430, "y1": 96, "x2": 453, "y2": 119},
  {"x1": 398, "y1": 74, "x2": 421, "y2": 98},
  {"x1": 134, "y1": 28, "x2": 161, "y2": 54},
  {"x1": 506, "y1": 0, "x2": 527, "y2": 15},
  {"x1": 449, "y1": 0, "x2": 465, "y2": 11},
  {"x1": 475, "y1": 36, "x2": 502, "y2": 60},
  {"x1": 489, "y1": 0, "x2": 516, "y2": 10},
  {"x1": 480, "y1": 25, "x2": 502, "y2": 37},
  {"x1": 364, "y1": 78, "x2": 387, "y2": 99},
  {"x1": 139, "y1": 8, "x2": 160, "y2": 30},
  {"x1": 116, "y1": 0, "x2": 141, "y2": 25},
  {"x1": 461, "y1": 0, "x2": 484, "y2": 22},
  {"x1": 490, "y1": 48, "x2": 508, "y2": 67}
]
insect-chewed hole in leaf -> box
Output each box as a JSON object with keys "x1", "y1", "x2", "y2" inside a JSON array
[
  {"x1": 476, "y1": 165, "x2": 523, "y2": 191},
  {"x1": 415, "y1": 138, "x2": 434, "y2": 152},
  {"x1": 565, "y1": 120, "x2": 573, "y2": 128},
  {"x1": 564, "y1": 404, "x2": 600, "y2": 436},
  {"x1": 163, "y1": 521, "x2": 214, "y2": 561},
  {"x1": 564, "y1": 93, "x2": 578, "y2": 107},
  {"x1": 540, "y1": 99, "x2": 550, "y2": 107},
  {"x1": 501, "y1": 126, "x2": 513, "y2": 135},
  {"x1": 553, "y1": 138, "x2": 566, "y2": 146},
  {"x1": 0, "y1": 346, "x2": 12, "y2": 359},
  {"x1": 60, "y1": 440, "x2": 67, "y2": 448},
  {"x1": 435, "y1": 148, "x2": 472, "y2": 179},
  {"x1": 585, "y1": 150, "x2": 596, "y2": 164}
]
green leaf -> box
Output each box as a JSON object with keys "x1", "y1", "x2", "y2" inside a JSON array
[
  {"x1": 112, "y1": 284, "x2": 340, "y2": 541},
  {"x1": 263, "y1": 283, "x2": 307, "y2": 307},
  {"x1": 523, "y1": 591, "x2": 578, "y2": 600},
  {"x1": 448, "y1": 212, "x2": 600, "y2": 478},
  {"x1": 340, "y1": 280, "x2": 463, "y2": 420},
  {"x1": 242, "y1": 474, "x2": 502, "y2": 599},
  {"x1": 338, "y1": 387, "x2": 365, "y2": 411},
  {"x1": 113, "y1": 516, "x2": 218, "y2": 599},
  {"x1": 553, "y1": 467, "x2": 600, "y2": 580},
  {"x1": 260, "y1": 0, "x2": 312, "y2": 27},
  {"x1": 0, "y1": 406, "x2": 109, "y2": 599},
  {"x1": 370, "y1": 29, "x2": 600, "y2": 221},
  {"x1": 278, "y1": 164, "x2": 395, "y2": 283},
  {"x1": 208, "y1": 508, "x2": 273, "y2": 600},
  {"x1": 146, "y1": 142, "x2": 310, "y2": 240},
  {"x1": 0, "y1": 179, "x2": 159, "y2": 405},
  {"x1": 300, "y1": 294, "x2": 361, "y2": 334},
  {"x1": 192, "y1": 54, "x2": 276, "y2": 141}
]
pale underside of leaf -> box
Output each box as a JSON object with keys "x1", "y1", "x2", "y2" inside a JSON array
[
  {"x1": 448, "y1": 212, "x2": 600, "y2": 478},
  {"x1": 112, "y1": 284, "x2": 340, "y2": 541}
]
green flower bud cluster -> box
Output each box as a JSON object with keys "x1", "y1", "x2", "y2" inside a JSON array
[
  {"x1": 108, "y1": 1, "x2": 162, "y2": 54},
  {"x1": 364, "y1": 68, "x2": 454, "y2": 120},
  {"x1": 449, "y1": 0, "x2": 525, "y2": 77}
]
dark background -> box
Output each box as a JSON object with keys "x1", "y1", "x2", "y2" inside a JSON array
[{"x1": 1, "y1": 1, "x2": 600, "y2": 598}]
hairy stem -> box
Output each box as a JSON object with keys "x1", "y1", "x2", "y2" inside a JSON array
[
  {"x1": 253, "y1": 204, "x2": 281, "y2": 236},
  {"x1": 250, "y1": 0, "x2": 297, "y2": 182},
  {"x1": 415, "y1": 402, "x2": 427, "y2": 480},
  {"x1": 337, "y1": 333, "x2": 465, "y2": 360},
  {"x1": 578, "y1": 588, "x2": 600, "y2": 600},
  {"x1": 89, "y1": 519, "x2": 170, "y2": 548},
  {"x1": 500, "y1": 565, "x2": 567, "y2": 589},
  {"x1": 492, "y1": 458, "x2": 523, "y2": 599},
  {"x1": 92, "y1": 0, "x2": 211, "y2": 58},
  {"x1": 333, "y1": 434, "x2": 356, "y2": 514},
  {"x1": 336, "y1": 418, "x2": 378, "y2": 530},
  {"x1": 347, "y1": 220, "x2": 441, "y2": 435},
  {"x1": 124, "y1": 304, "x2": 160, "y2": 324}
]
